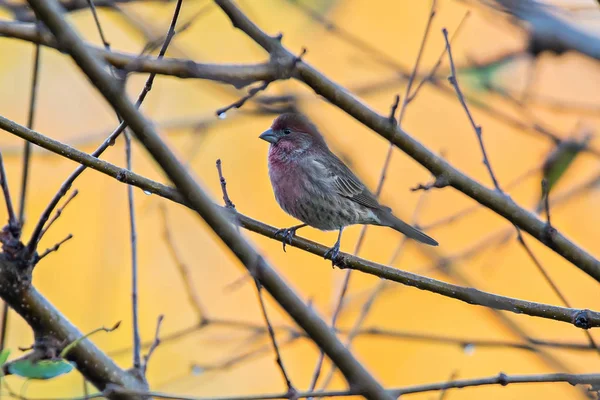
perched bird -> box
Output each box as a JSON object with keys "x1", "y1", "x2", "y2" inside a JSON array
[{"x1": 259, "y1": 113, "x2": 438, "y2": 263}]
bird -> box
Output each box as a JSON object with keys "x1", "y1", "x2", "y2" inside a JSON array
[{"x1": 259, "y1": 113, "x2": 438, "y2": 264}]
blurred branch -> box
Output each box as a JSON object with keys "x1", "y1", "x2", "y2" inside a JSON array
[
  {"x1": 142, "y1": 314, "x2": 164, "y2": 375},
  {"x1": 212, "y1": 0, "x2": 600, "y2": 284},
  {"x1": 0, "y1": 0, "x2": 175, "y2": 22},
  {"x1": 26, "y1": 1, "x2": 393, "y2": 399},
  {"x1": 0, "y1": 153, "x2": 17, "y2": 233},
  {"x1": 1, "y1": 115, "x2": 600, "y2": 329},
  {"x1": 108, "y1": 371, "x2": 600, "y2": 399},
  {"x1": 0, "y1": 254, "x2": 147, "y2": 397},
  {"x1": 491, "y1": 0, "x2": 600, "y2": 61},
  {"x1": 0, "y1": 20, "x2": 278, "y2": 88},
  {"x1": 160, "y1": 204, "x2": 210, "y2": 323},
  {"x1": 18, "y1": 39, "x2": 41, "y2": 227},
  {"x1": 216, "y1": 160, "x2": 294, "y2": 394},
  {"x1": 283, "y1": 0, "x2": 582, "y2": 150}
]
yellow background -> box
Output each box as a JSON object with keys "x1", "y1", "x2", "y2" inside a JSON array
[{"x1": 0, "y1": 0, "x2": 600, "y2": 398}]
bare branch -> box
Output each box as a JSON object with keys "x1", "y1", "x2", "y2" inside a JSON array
[
  {"x1": 0, "y1": 153, "x2": 17, "y2": 235},
  {"x1": 86, "y1": 0, "x2": 111, "y2": 50},
  {"x1": 0, "y1": 20, "x2": 277, "y2": 88},
  {"x1": 1, "y1": 114, "x2": 600, "y2": 328},
  {"x1": 254, "y1": 282, "x2": 296, "y2": 396},
  {"x1": 37, "y1": 233, "x2": 73, "y2": 260},
  {"x1": 27, "y1": 1, "x2": 393, "y2": 398},
  {"x1": 492, "y1": 0, "x2": 600, "y2": 61},
  {"x1": 18, "y1": 40, "x2": 41, "y2": 227},
  {"x1": 39, "y1": 189, "x2": 78, "y2": 239},
  {"x1": 24, "y1": 0, "x2": 183, "y2": 262},
  {"x1": 212, "y1": 0, "x2": 600, "y2": 283},
  {"x1": 142, "y1": 314, "x2": 164, "y2": 375},
  {"x1": 125, "y1": 130, "x2": 142, "y2": 372},
  {"x1": 104, "y1": 371, "x2": 600, "y2": 399},
  {"x1": 159, "y1": 204, "x2": 209, "y2": 323},
  {"x1": 443, "y1": 27, "x2": 502, "y2": 192}
]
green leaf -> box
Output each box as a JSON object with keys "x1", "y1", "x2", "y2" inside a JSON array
[
  {"x1": 0, "y1": 349, "x2": 10, "y2": 367},
  {"x1": 7, "y1": 359, "x2": 73, "y2": 380},
  {"x1": 542, "y1": 139, "x2": 589, "y2": 194},
  {"x1": 458, "y1": 57, "x2": 513, "y2": 93}
]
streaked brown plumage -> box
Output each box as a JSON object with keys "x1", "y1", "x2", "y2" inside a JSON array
[{"x1": 260, "y1": 113, "x2": 438, "y2": 262}]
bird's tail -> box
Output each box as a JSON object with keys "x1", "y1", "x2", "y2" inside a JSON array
[{"x1": 376, "y1": 210, "x2": 438, "y2": 246}]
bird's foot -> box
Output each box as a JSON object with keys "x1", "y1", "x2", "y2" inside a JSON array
[
  {"x1": 274, "y1": 227, "x2": 299, "y2": 252},
  {"x1": 324, "y1": 243, "x2": 341, "y2": 267}
]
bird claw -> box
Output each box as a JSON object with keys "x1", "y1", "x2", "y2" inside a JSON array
[
  {"x1": 323, "y1": 244, "x2": 341, "y2": 267},
  {"x1": 274, "y1": 227, "x2": 297, "y2": 252}
]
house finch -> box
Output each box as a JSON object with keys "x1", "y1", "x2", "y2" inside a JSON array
[{"x1": 259, "y1": 113, "x2": 438, "y2": 263}]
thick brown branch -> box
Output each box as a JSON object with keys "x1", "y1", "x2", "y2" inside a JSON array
[{"x1": 0, "y1": 254, "x2": 147, "y2": 398}]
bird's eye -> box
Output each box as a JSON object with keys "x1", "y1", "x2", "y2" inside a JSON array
[{"x1": 283, "y1": 128, "x2": 291, "y2": 135}]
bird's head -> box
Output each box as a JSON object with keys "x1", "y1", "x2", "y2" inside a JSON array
[{"x1": 259, "y1": 113, "x2": 327, "y2": 154}]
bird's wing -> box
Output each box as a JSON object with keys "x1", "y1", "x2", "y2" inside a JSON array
[{"x1": 312, "y1": 154, "x2": 390, "y2": 211}]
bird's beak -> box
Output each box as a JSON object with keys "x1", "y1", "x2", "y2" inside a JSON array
[{"x1": 259, "y1": 128, "x2": 278, "y2": 144}]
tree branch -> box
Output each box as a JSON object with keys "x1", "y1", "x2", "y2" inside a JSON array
[
  {"x1": 492, "y1": 0, "x2": 600, "y2": 61},
  {"x1": 0, "y1": 20, "x2": 277, "y2": 88},
  {"x1": 212, "y1": 0, "x2": 600, "y2": 284},
  {"x1": 1, "y1": 114, "x2": 599, "y2": 330},
  {"x1": 0, "y1": 254, "x2": 147, "y2": 398},
  {"x1": 25, "y1": 1, "x2": 393, "y2": 398}
]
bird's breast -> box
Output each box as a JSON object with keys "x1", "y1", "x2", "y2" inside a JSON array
[{"x1": 267, "y1": 153, "x2": 375, "y2": 230}]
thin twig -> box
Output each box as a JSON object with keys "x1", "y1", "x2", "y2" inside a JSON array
[
  {"x1": 216, "y1": 81, "x2": 270, "y2": 117},
  {"x1": 0, "y1": 152, "x2": 17, "y2": 231},
  {"x1": 397, "y1": 0, "x2": 437, "y2": 125},
  {"x1": 438, "y1": 371, "x2": 459, "y2": 400},
  {"x1": 192, "y1": 333, "x2": 301, "y2": 373},
  {"x1": 254, "y1": 281, "x2": 295, "y2": 395},
  {"x1": 215, "y1": 49, "x2": 306, "y2": 117},
  {"x1": 215, "y1": 159, "x2": 294, "y2": 391},
  {"x1": 0, "y1": 303, "x2": 9, "y2": 352},
  {"x1": 309, "y1": 2, "x2": 438, "y2": 390},
  {"x1": 387, "y1": 94, "x2": 400, "y2": 124},
  {"x1": 142, "y1": 314, "x2": 164, "y2": 375},
  {"x1": 421, "y1": 165, "x2": 540, "y2": 231},
  {"x1": 319, "y1": 194, "x2": 427, "y2": 390},
  {"x1": 216, "y1": 159, "x2": 236, "y2": 209},
  {"x1": 541, "y1": 178, "x2": 552, "y2": 226},
  {"x1": 86, "y1": 0, "x2": 111, "y2": 50},
  {"x1": 159, "y1": 204, "x2": 209, "y2": 323},
  {"x1": 24, "y1": 0, "x2": 185, "y2": 261},
  {"x1": 124, "y1": 130, "x2": 141, "y2": 371},
  {"x1": 37, "y1": 233, "x2": 73, "y2": 260},
  {"x1": 408, "y1": 12, "x2": 470, "y2": 102},
  {"x1": 443, "y1": 27, "x2": 502, "y2": 192},
  {"x1": 3, "y1": 116, "x2": 600, "y2": 327},
  {"x1": 140, "y1": 3, "x2": 214, "y2": 55},
  {"x1": 39, "y1": 189, "x2": 78, "y2": 238},
  {"x1": 18, "y1": 40, "x2": 41, "y2": 227},
  {"x1": 516, "y1": 229, "x2": 600, "y2": 357}
]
